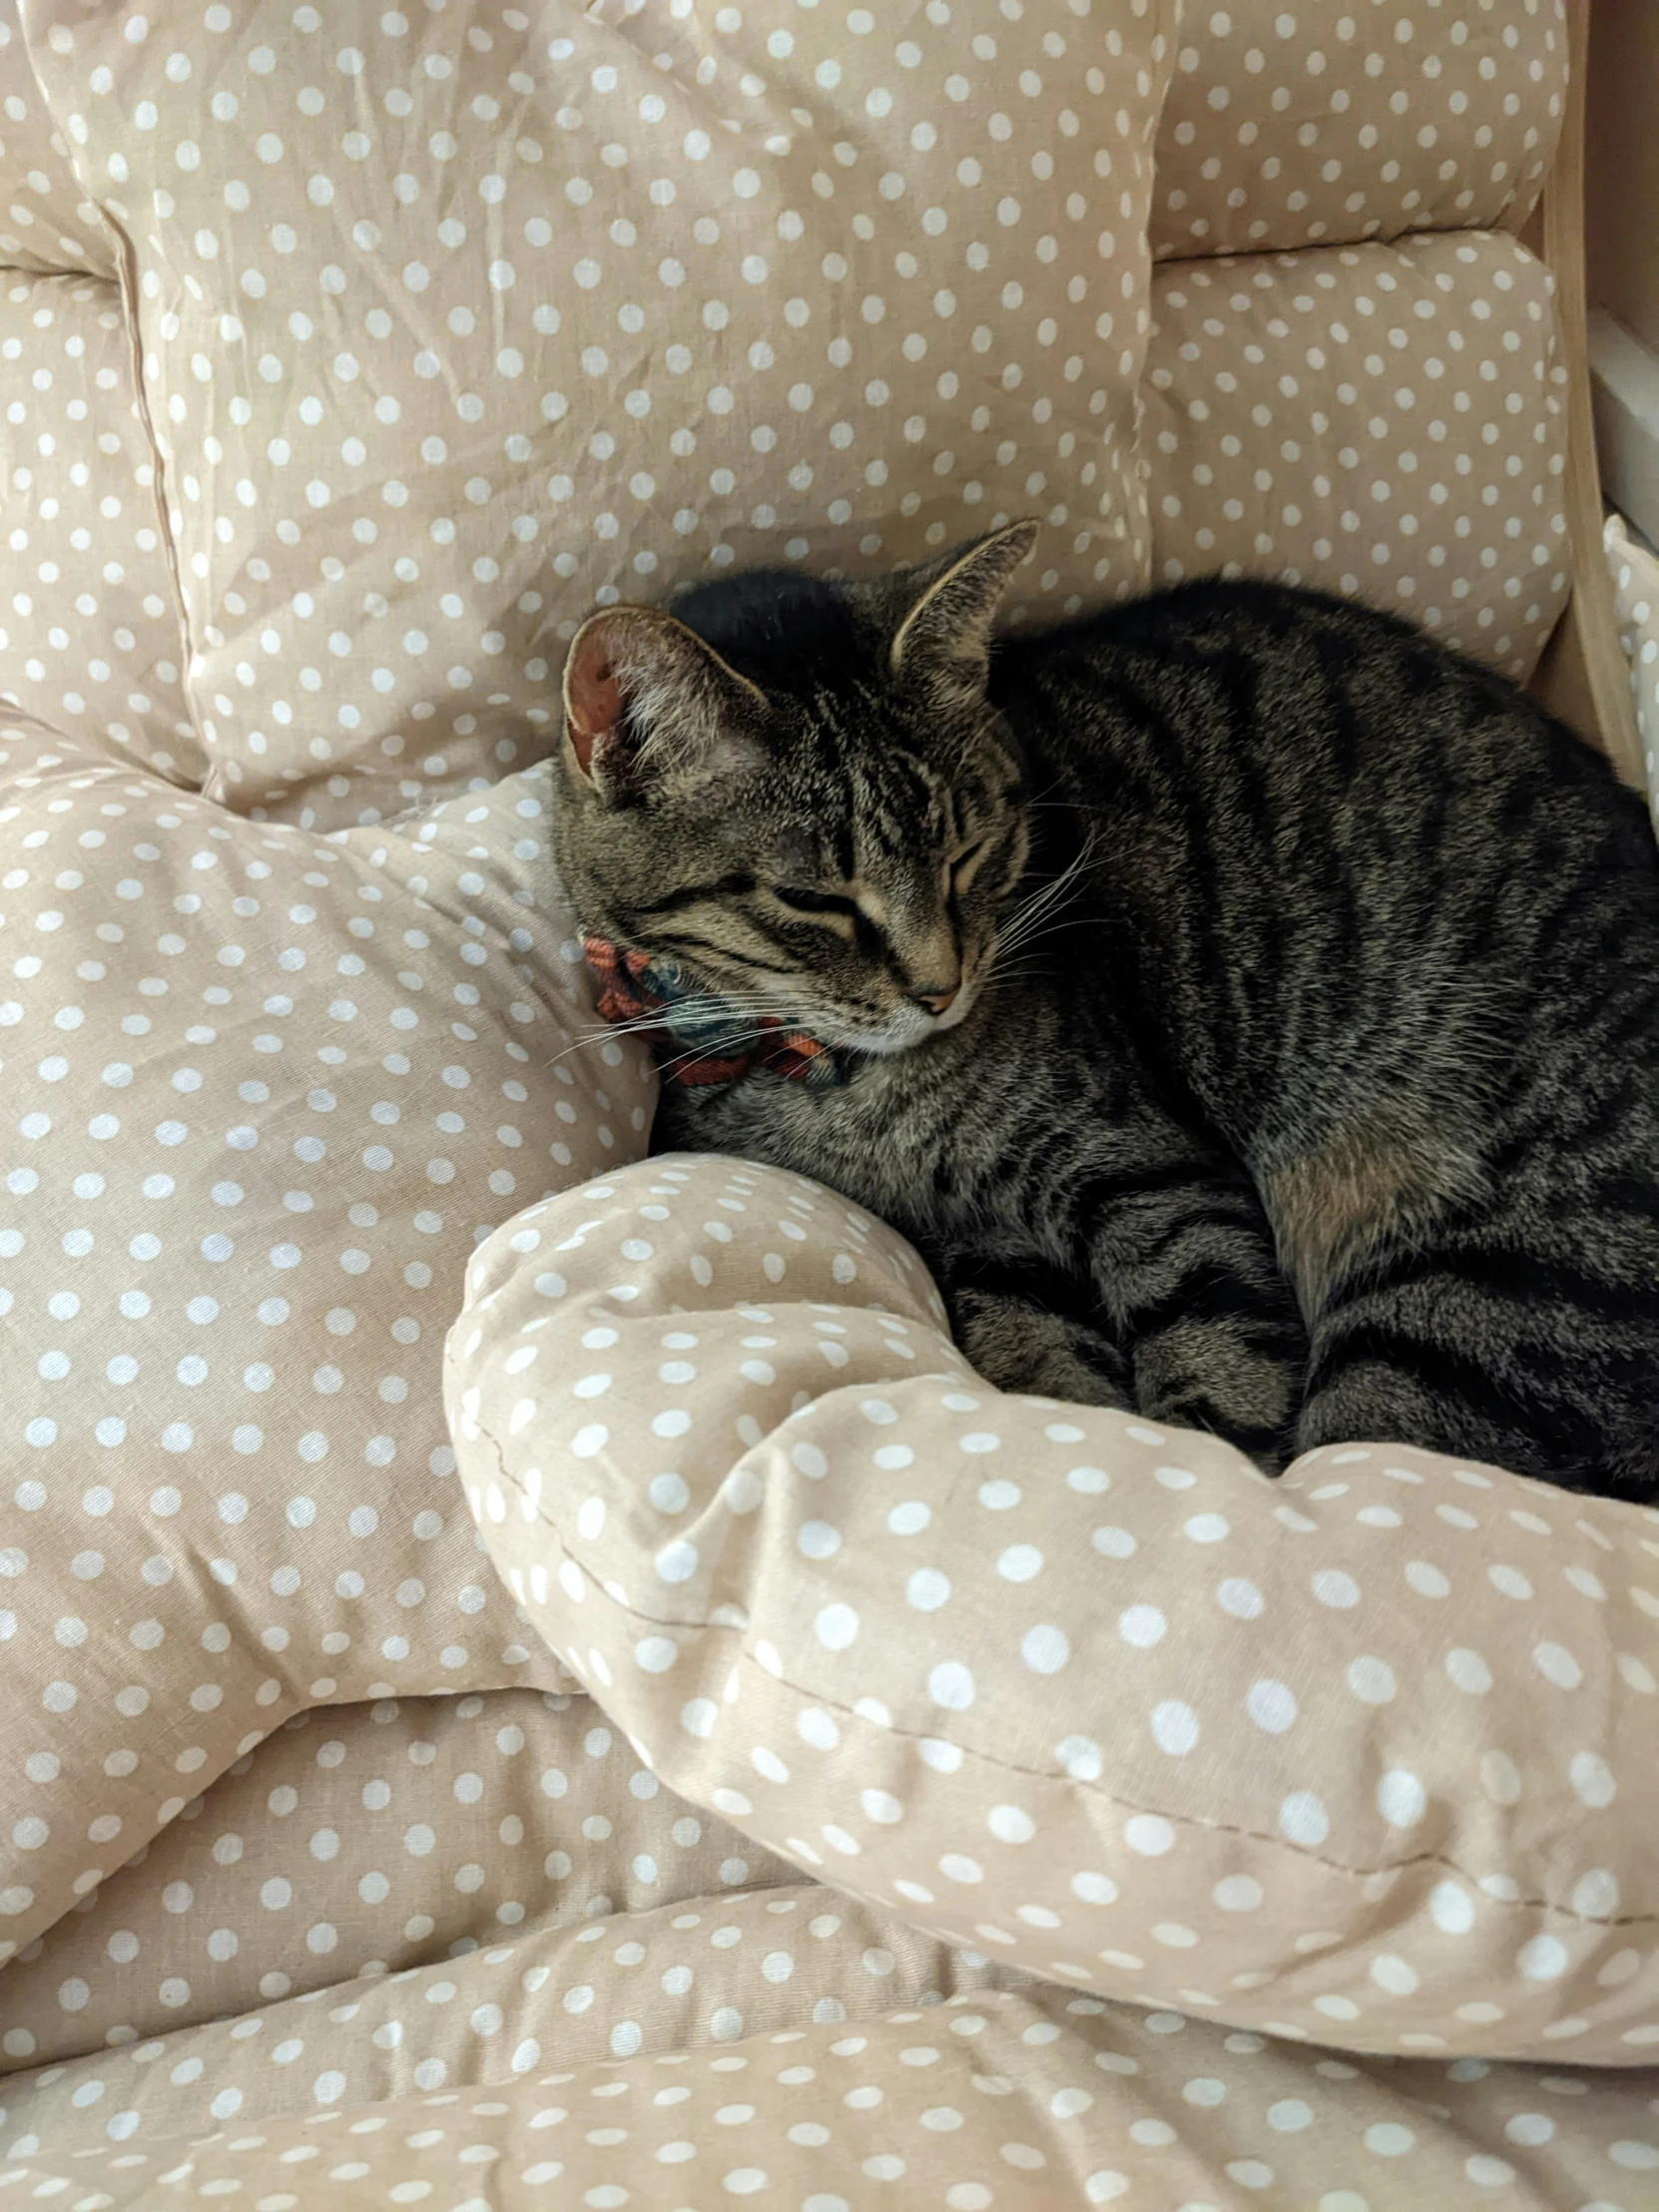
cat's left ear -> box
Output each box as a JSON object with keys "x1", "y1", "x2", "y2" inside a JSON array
[
  {"x1": 563, "y1": 607, "x2": 767, "y2": 799},
  {"x1": 888, "y1": 519, "x2": 1039, "y2": 699}
]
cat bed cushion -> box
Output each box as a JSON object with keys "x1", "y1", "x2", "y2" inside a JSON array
[
  {"x1": 1150, "y1": 0, "x2": 1569, "y2": 260},
  {"x1": 10, "y1": 1973, "x2": 1659, "y2": 2207},
  {"x1": 1142, "y1": 231, "x2": 1573, "y2": 681},
  {"x1": 18, "y1": 0, "x2": 1178, "y2": 830},
  {"x1": 5, "y1": 0, "x2": 1650, "y2": 2197},
  {"x1": 0, "y1": 269, "x2": 204, "y2": 783},
  {"x1": 0, "y1": 8, "x2": 115, "y2": 278},
  {"x1": 0, "y1": 734, "x2": 656, "y2": 2015},
  {"x1": 1607, "y1": 510, "x2": 1659, "y2": 837},
  {"x1": 8, "y1": 0, "x2": 1570, "y2": 838},
  {"x1": 448, "y1": 1157, "x2": 1659, "y2": 2068}
]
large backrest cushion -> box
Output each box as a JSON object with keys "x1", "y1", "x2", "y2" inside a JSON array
[
  {"x1": 0, "y1": 7, "x2": 200, "y2": 781},
  {"x1": 0, "y1": 0, "x2": 116, "y2": 277},
  {"x1": 21, "y1": 0, "x2": 1180, "y2": 829},
  {"x1": 0, "y1": 271, "x2": 205, "y2": 780}
]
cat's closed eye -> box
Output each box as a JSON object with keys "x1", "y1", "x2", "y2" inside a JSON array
[
  {"x1": 772, "y1": 885, "x2": 858, "y2": 916},
  {"x1": 949, "y1": 840, "x2": 990, "y2": 893}
]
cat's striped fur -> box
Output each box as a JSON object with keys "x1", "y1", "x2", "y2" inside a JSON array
[{"x1": 550, "y1": 526, "x2": 1659, "y2": 1499}]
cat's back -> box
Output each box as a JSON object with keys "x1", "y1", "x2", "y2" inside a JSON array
[
  {"x1": 996, "y1": 575, "x2": 1543, "y2": 783},
  {"x1": 994, "y1": 575, "x2": 1659, "y2": 905},
  {"x1": 992, "y1": 577, "x2": 1659, "y2": 1127}
]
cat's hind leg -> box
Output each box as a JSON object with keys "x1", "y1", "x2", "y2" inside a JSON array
[
  {"x1": 1296, "y1": 1223, "x2": 1659, "y2": 1502},
  {"x1": 1278, "y1": 1109, "x2": 1659, "y2": 1501}
]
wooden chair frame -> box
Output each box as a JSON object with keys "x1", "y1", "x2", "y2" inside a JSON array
[{"x1": 1527, "y1": 2, "x2": 1646, "y2": 787}]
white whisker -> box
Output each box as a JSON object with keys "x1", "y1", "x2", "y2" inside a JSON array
[{"x1": 991, "y1": 833, "x2": 1100, "y2": 966}]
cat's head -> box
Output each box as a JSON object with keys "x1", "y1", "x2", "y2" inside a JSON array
[{"x1": 551, "y1": 522, "x2": 1038, "y2": 1057}]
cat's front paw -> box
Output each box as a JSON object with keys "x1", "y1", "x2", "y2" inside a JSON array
[
  {"x1": 1132, "y1": 1325, "x2": 1303, "y2": 1476},
  {"x1": 950, "y1": 1290, "x2": 1133, "y2": 1409}
]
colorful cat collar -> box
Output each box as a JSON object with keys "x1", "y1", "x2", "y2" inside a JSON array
[{"x1": 583, "y1": 935, "x2": 849, "y2": 1090}]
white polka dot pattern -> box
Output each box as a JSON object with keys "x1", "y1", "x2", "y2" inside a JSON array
[
  {"x1": 1606, "y1": 511, "x2": 1659, "y2": 842},
  {"x1": 1153, "y1": 0, "x2": 1567, "y2": 260},
  {"x1": 19, "y1": 0, "x2": 1176, "y2": 827},
  {"x1": 2, "y1": 1877, "x2": 1013, "y2": 2149},
  {"x1": 0, "y1": 740, "x2": 650, "y2": 1966},
  {"x1": 0, "y1": 1686, "x2": 814, "y2": 2067},
  {"x1": 451, "y1": 1156, "x2": 1659, "y2": 2064},
  {"x1": 0, "y1": 279, "x2": 203, "y2": 781},
  {"x1": 1144, "y1": 233, "x2": 1570, "y2": 679},
  {"x1": 6, "y1": 1977, "x2": 1656, "y2": 2207},
  {"x1": 0, "y1": 1, "x2": 114, "y2": 277},
  {"x1": 0, "y1": 4, "x2": 1645, "y2": 2196}
]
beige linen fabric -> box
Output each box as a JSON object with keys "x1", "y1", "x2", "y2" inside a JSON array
[
  {"x1": 1152, "y1": 0, "x2": 1567, "y2": 260},
  {"x1": 19, "y1": 0, "x2": 1178, "y2": 827},
  {"x1": 0, "y1": 276, "x2": 203, "y2": 779},
  {"x1": 449, "y1": 1154, "x2": 1659, "y2": 2067},
  {"x1": 1143, "y1": 230, "x2": 1571, "y2": 680},
  {"x1": 6, "y1": 1977, "x2": 1658, "y2": 2208},
  {"x1": 2, "y1": 1, "x2": 1651, "y2": 2201},
  {"x1": 1, "y1": 1687, "x2": 814, "y2": 2068},
  {"x1": 0, "y1": 0, "x2": 114, "y2": 277},
  {"x1": 1607, "y1": 510, "x2": 1659, "y2": 840},
  {"x1": 0, "y1": 737, "x2": 653, "y2": 1971}
]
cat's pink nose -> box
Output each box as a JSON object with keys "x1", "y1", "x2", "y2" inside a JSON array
[{"x1": 910, "y1": 984, "x2": 959, "y2": 1016}]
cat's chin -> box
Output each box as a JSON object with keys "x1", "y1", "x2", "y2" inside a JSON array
[
  {"x1": 837, "y1": 1029, "x2": 927, "y2": 1059},
  {"x1": 822, "y1": 1003, "x2": 972, "y2": 1058},
  {"x1": 800, "y1": 1010, "x2": 924, "y2": 1058}
]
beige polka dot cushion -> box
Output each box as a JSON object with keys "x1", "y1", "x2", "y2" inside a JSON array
[
  {"x1": 449, "y1": 1156, "x2": 1659, "y2": 2068},
  {"x1": 1143, "y1": 230, "x2": 1572, "y2": 680},
  {"x1": 2, "y1": 0, "x2": 1649, "y2": 2199},
  {"x1": 3, "y1": 1870, "x2": 1011, "y2": 2143},
  {"x1": 0, "y1": 733, "x2": 651, "y2": 1974},
  {"x1": 0, "y1": 1685, "x2": 817, "y2": 2069},
  {"x1": 20, "y1": 0, "x2": 1178, "y2": 828},
  {"x1": 0, "y1": 1, "x2": 115, "y2": 278},
  {"x1": 7, "y1": 1972, "x2": 1658, "y2": 2209},
  {"x1": 1, "y1": 275, "x2": 204, "y2": 782},
  {"x1": 1152, "y1": 0, "x2": 1567, "y2": 260}
]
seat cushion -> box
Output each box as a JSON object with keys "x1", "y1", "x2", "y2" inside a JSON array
[
  {"x1": 7, "y1": 1969, "x2": 1658, "y2": 2206},
  {"x1": 0, "y1": 1683, "x2": 814, "y2": 2064}
]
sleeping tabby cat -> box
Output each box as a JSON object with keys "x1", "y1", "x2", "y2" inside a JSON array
[{"x1": 549, "y1": 523, "x2": 1659, "y2": 1500}]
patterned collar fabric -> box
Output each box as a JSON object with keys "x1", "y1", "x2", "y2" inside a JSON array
[{"x1": 582, "y1": 935, "x2": 849, "y2": 1090}]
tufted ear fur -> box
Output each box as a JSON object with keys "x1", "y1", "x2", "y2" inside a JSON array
[
  {"x1": 888, "y1": 520, "x2": 1040, "y2": 700},
  {"x1": 562, "y1": 607, "x2": 769, "y2": 800}
]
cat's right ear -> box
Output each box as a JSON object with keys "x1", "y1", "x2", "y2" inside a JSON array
[
  {"x1": 889, "y1": 519, "x2": 1040, "y2": 702},
  {"x1": 562, "y1": 608, "x2": 767, "y2": 800}
]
